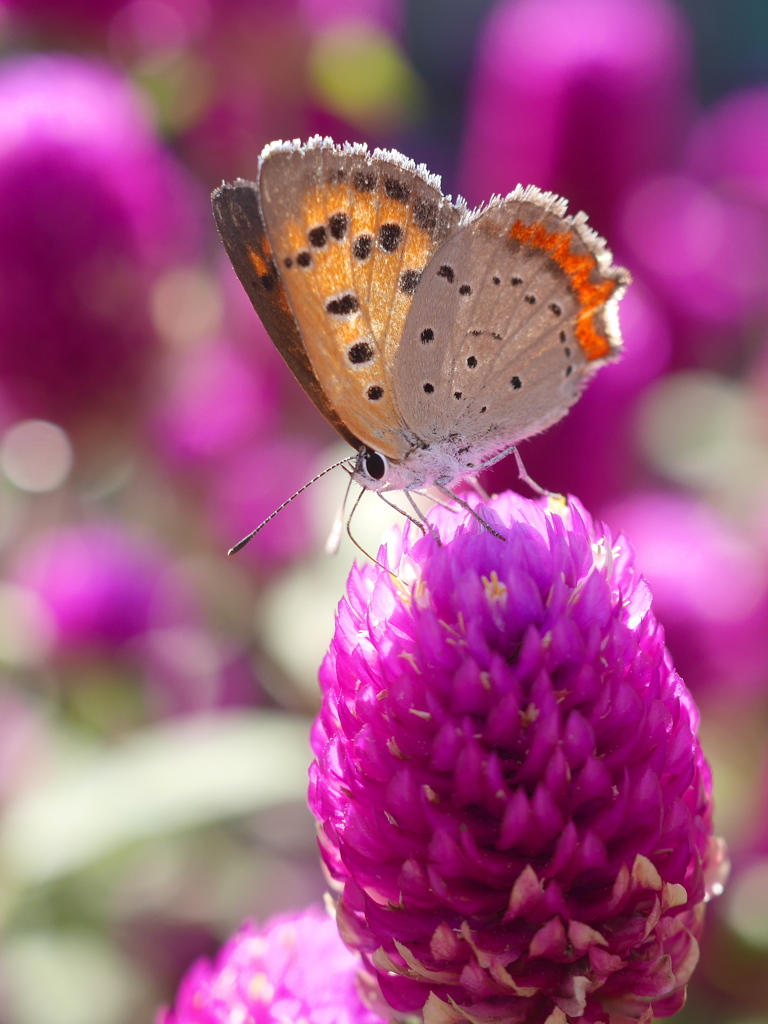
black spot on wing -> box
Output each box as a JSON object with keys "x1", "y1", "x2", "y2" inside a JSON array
[
  {"x1": 348, "y1": 341, "x2": 374, "y2": 364},
  {"x1": 353, "y1": 235, "x2": 372, "y2": 260},
  {"x1": 329, "y1": 213, "x2": 348, "y2": 240},
  {"x1": 379, "y1": 223, "x2": 403, "y2": 253},
  {"x1": 354, "y1": 169, "x2": 377, "y2": 192},
  {"x1": 399, "y1": 269, "x2": 421, "y2": 294},
  {"x1": 309, "y1": 226, "x2": 327, "y2": 247},
  {"x1": 413, "y1": 198, "x2": 438, "y2": 232},
  {"x1": 326, "y1": 294, "x2": 359, "y2": 316},
  {"x1": 384, "y1": 177, "x2": 410, "y2": 202}
]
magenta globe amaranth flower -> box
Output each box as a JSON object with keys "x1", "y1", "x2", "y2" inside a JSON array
[
  {"x1": 0, "y1": 55, "x2": 200, "y2": 428},
  {"x1": 460, "y1": 0, "x2": 693, "y2": 229},
  {"x1": 310, "y1": 492, "x2": 723, "y2": 1023},
  {"x1": 158, "y1": 905, "x2": 387, "y2": 1024}
]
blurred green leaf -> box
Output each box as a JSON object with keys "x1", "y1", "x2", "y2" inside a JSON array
[
  {"x1": 0, "y1": 711, "x2": 312, "y2": 883},
  {"x1": 1, "y1": 929, "x2": 148, "y2": 1024},
  {"x1": 309, "y1": 25, "x2": 425, "y2": 130}
]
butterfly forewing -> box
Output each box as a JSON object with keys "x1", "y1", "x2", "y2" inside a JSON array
[
  {"x1": 256, "y1": 140, "x2": 461, "y2": 459},
  {"x1": 393, "y1": 188, "x2": 626, "y2": 461},
  {"x1": 212, "y1": 180, "x2": 361, "y2": 449}
]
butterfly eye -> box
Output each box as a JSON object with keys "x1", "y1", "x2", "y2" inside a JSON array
[{"x1": 361, "y1": 448, "x2": 388, "y2": 482}]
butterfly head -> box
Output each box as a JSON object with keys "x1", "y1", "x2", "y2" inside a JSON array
[
  {"x1": 352, "y1": 436, "x2": 487, "y2": 494},
  {"x1": 354, "y1": 447, "x2": 390, "y2": 489}
]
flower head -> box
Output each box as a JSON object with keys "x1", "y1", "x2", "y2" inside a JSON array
[
  {"x1": 0, "y1": 55, "x2": 200, "y2": 427},
  {"x1": 310, "y1": 492, "x2": 722, "y2": 1023},
  {"x1": 13, "y1": 522, "x2": 170, "y2": 654},
  {"x1": 158, "y1": 906, "x2": 387, "y2": 1024},
  {"x1": 461, "y1": 0, "x2": 693, "y2": 227}
]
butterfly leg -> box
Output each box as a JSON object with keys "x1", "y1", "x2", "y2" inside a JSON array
[
  {"x1": 375, "y1": 490, "x2": 429, "y2": 536},
  {"x1": 344, "y1": 486, "x2": 396, "y2": 572},
  {"x1": 403, "y1": 490, "x2": 442, "y2": 546},
  {"x1": 478, "y1": 445, "x2": 562, "y2": 501},
  {"x1": 435, "y1": 484, "x2": 506, "y2": 542},
  {"x1": 465, "y1": 475, "x2": 491, "y2": 501},
  {"x1": 513, "y1": 447, "x2": 553, "y2": 498},
  {"x1": 325, "y1": 465, "x2": 359, "y2": 555}
]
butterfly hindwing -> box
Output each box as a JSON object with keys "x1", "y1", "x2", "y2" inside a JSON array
[
  {"x1": 255, "y1": 139, "x2": 461, "y2": 459},
  {"x1": 393, "y1": 187, "x2": 627, "y2": 461}
]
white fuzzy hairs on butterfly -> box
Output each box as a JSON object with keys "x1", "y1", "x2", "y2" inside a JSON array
[
  {"x1": 461, "y1": 182, "x2": 619, "y2": 276},
  {"x1": 258, "y1": 136, "x2": 469, "y2": 216},
  {"x1": 259, "y1": 139, "x2": 624, "y2": 292}
]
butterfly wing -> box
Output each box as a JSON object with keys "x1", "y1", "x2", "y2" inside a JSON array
[
  {"x1": 252, "y1": 138, "x2": 462, "y2": 460},
  {"x1": 212, "y1": 177, "x2": 361, "y2": 449},
  {"x1": 392, "y1": 187, "x2": 628, "y2": 463}
]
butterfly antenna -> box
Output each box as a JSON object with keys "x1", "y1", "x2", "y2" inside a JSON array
[{"x1": 228, "y1": 455, "x2": 357, "y2": 555}]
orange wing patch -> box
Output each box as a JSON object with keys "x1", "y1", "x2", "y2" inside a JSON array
[
  {"x1": 508, "y1": 220, "x2": 620, "y2": 361},
  {"x1": 258, "y1": 144, "x2": 459, "y2": 457}
]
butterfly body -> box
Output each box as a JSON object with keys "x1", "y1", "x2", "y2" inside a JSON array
[{"x1": 213, "y1": 137, "x2": 628, "y2": 495}]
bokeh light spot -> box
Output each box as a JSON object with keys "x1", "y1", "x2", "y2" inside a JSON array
[
  {"x1": 0, "y1": 583, "x2": 55, "y2": 668},
  {"x1": 727, "y1": 859, "x2": 768, "y2": 950},
  {"x1": 635, "y1": 371, "x2": 768, "y2": 509},
  {"x1": 151, "y1": 266, "x2": 223, "y2": 346},
  {"x1": 0, "y1": 421, "x2": 73, "y2": 493},
  {"x1": 309, "y1": 25, "x2": 423, "y2": 131}
]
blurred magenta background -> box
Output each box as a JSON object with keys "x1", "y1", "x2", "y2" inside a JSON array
[{"x1": 0, "y1": 2, "x2": 767, "y2": 1021}]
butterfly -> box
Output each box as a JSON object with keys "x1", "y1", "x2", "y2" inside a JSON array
[{"x1": 212, "y1": 136, "x2": 628, "y2": 508}]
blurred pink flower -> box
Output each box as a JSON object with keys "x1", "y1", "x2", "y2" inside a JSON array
[
  {"x1": 619, "y1": 173, "x2": 768, "y2": 338},
  {"x1": 13, "y1": 522, "x2": 172, "y2": 654},
  {"x1": 461, "y1": 0, "x2": 693, "y2": 232},
  {"x1": 3, "y1": 0, "x2": 210, "y2": 48},
  {"x1": 605, "y1": 493, "x2": 768, "y2": 697},
  {"x1": 153, "y1": 339, "x2": 278, "y2": 469},
  {"x1": 158, "y1": 906, "x2": 386, "y2": 1024},
  {"x1": 208, "y1": 436, "x2": 325, "y2": 566},
  {"x1": 687, "y1": 86, "x2": 768, "y2": 210},
  {"x1": 0, "y1": 55, "x2": 201, "y2": 427},
  {"x1": 13, "y1": 520, "x2": 264, "y2": 714}
]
